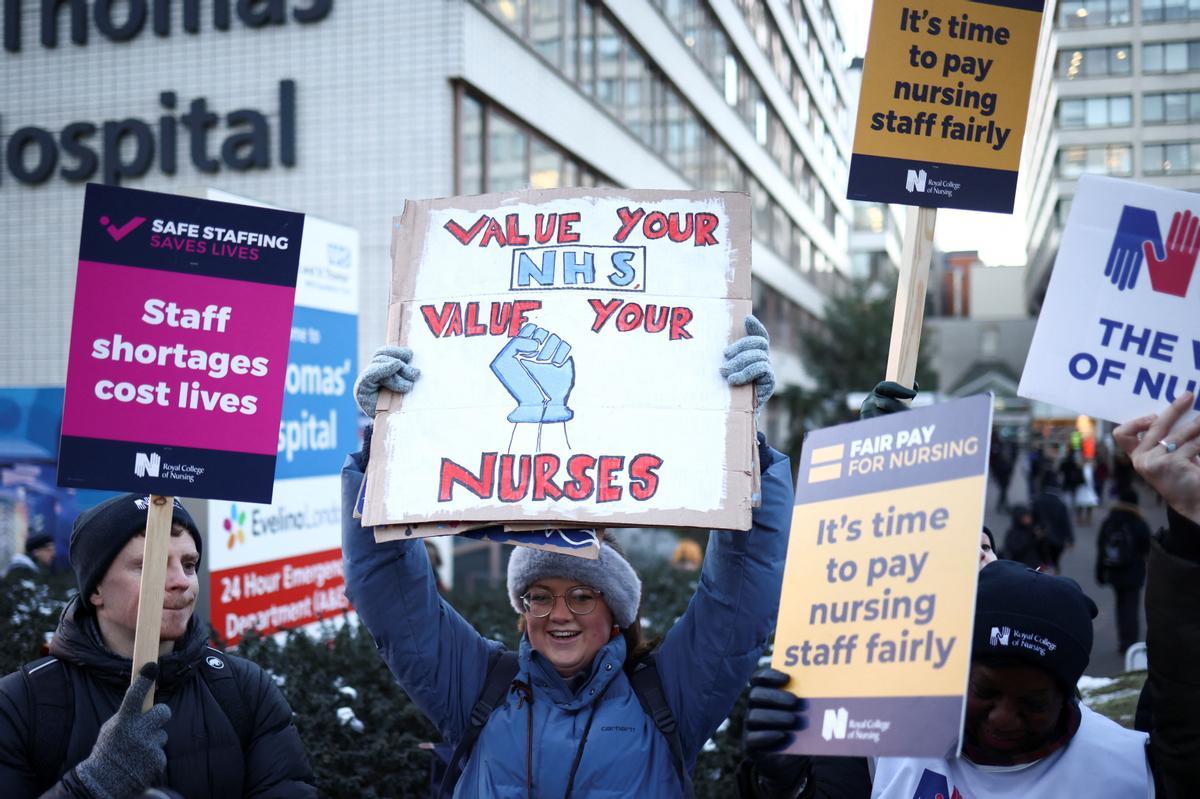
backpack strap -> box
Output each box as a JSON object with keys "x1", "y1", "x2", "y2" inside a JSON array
[
  {"x1": 199, "y1": 647, "x2": 254, "y2": 755},
  {"x1": 436, "y1": 648, "x2": 519, "y2": 799},
  {"x1": 22, "y1": 656, "x2": 72, "y2": 789},
  {"x1": 629, "y1": 654, "x2": 694, "y2": 799}
]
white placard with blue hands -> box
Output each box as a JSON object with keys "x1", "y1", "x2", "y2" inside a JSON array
[{"x1": 1020, "y1": 175, "x2": 1200, "y2": 427}]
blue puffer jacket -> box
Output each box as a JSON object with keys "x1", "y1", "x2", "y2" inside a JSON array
[{"x1": 342, "y1": 440, "x2": 793, "y2": 798}]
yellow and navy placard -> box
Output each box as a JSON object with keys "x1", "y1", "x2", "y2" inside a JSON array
[
  {"x1": 847, "y1": 0, "x2": 1045, "y2": 213},
  {"x1": 773, "y1": 394, "x2": 993, "y2": 758}
]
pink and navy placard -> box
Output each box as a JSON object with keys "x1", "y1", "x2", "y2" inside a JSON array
[{"x1": 58, "y1": 183, "x2": 303, "y2": 503}]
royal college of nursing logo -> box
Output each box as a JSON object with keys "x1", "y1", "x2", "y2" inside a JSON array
[
  {"x1": 133, "y1": 451, "x2": 161, "y2": 478},
  {"x1": 821, "y1": 707, "x2": 849, "y2": 741},
  {"x1": 906, "y1": 169, "x2": 927, "y2": 193}
]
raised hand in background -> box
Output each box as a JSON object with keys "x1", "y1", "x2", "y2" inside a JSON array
[
  {"x1": 1105, "y1": 206, "x2": 1162, "y2": 291},
  {"x1": 1144, "y1": 209, "x2": 1200, "y2": 298},
  {"x1": 490, "y1": 323, "x2": 575, "y2": 423}
]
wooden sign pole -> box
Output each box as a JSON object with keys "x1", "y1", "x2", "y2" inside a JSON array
[
  {"x1": 130, "y1": 494, "x2": 174, "y2": 709},
  {"x1": 886, "y1": 206, "x2": 938, "y2": 389}
]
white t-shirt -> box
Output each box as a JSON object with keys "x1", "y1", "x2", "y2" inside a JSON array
[{"x1": 871, "y1": 704, "x2": 1152, "y2": 798}]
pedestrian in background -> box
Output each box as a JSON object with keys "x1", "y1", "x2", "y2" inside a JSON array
[
  {"x1": 1031, "y1": 472, "x2": 1074, "y2": 573},
  {"x1": 1095, "y1": 487, "x2": 1152, "y2": 654},
  {"x1": 1075, "y1": 460, "x2": 1101, "y2": 527},
  {"x1": 988, "y1": 435, "x2": 1014, "y2": 512},
  {"x1": 1002, "y1": 505, "x2": 1044, "y2": 569},
  {"x1": 3, "y1": 532, "x2": 56, "y2": 581},
  {"x1": 1093, "y1": 453, "x2": 1110, "y2": 503},
  {"x1": 1059, "y1": 452, "x2": 1085, "y2": 516}
]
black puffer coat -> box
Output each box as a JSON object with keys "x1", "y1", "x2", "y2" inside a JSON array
[{"x1": 0, "y1": 598, "x2": 315, "y2": 798}]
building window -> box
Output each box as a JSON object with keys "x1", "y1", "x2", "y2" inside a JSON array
[
  {"x1": 1144, "y1": 141, "x2": 1200, "y2": 174},
  {"x1": 1058, "y1": 95, "x2": 1132, "y2": 127},
  {"x1": 454, "y1": 86, "x2": 610, "y2": 193},
  {"x1": 460, "y1": 93, "x2": 485, "y2": 194},
  {"x1": 488, "y1": 113, "x2": 531, "y2": 192},
  {"x1": 1058, "y1": 45, "x2": 1132, "y2": 78},
  {"x1": 595, "y1": 10, "x2": 621, "y2": 116},
  {"x1": 1143, "y1": 40, "x2": 1200, "y2": 73},
  {"x1": 1142, "y1": 0, "x2": 1200, "y2": 23},
  {"x1": 484, "y1": 0, "x2": 529, "y2": 35},
  {"x1": 854, "y1": 203, "x2": 887, "y2": 233},
  {"x1": 1058, "y1": 0, "x2": 1132, "y2": 26},
  {"x1": 530, "y1": 0, "x2": 563, "y2": 66},
  {"x1": 475, "y1": 0, "x2": 845, "y2": 281},
  {"x1": 1144, "y1": 90, "x2": 1200, "y2": 123},
  {"x1": 1058, "y1": 144, "x2": 1134, "y2": 177}
]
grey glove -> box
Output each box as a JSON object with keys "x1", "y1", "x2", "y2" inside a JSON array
[
  {"x1": 721, "y1": 315, "x2": 776, "y2": 412},
  {"x1": 859, "y1": 380, "x2": 917, "y2": 419},
  {"x1": 75, "y1": 663, "x2": 171, "y2": 799},
  {"x1": 353, "y1": 345, "x2": 420, "y2": 418}
]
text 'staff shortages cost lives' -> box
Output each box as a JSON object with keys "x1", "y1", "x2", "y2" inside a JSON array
[
  {"x1": 773, "y1": 395, "x2": 993, "y2": 758},
  {"x1": 58, "y1": 183, "x2": 303, "y2": 503},
  {"x1": 847, "y1": 0, "x2": 1044, "y2": 213}
]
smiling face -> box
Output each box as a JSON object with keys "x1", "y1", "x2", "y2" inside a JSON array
[
  {"x1": 965, "y1": 661, "x2": 1065, "y2": 760},
  {"x1": 523, "y1": 576, "x2": 615, "y2": 678},
  {"x1": 91, "y1": 525, "x2": 200, "y2": 658}
]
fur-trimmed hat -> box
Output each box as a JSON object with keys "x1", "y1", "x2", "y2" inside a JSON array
[{"x1": 507, "y1": 543, "x2": 642, "y2": 629}]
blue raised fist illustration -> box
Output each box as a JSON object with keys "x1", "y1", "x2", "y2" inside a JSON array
[
  {"x1": 490, "y1": 323, "x2": 575, "y2": 423},
  {"x1": 1104, "y1": 206, "x2": 1163, "y2": 291}
]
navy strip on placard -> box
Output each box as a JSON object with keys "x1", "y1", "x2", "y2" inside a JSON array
[
  {"x1": 847, "y1": 154, "x2": 1018, "y2": 214},
  {"x1": 970, "y1": 0, "x2": 1044, "y2": 11},
  {"x1": 797, "y1": 395, "x2": 992, "y2": 503},
  {"x1": 80, "y1": 183, "x2": 303, "y2": 287},
  {"x1": 785, "y1": 695, "x2": 964, "y2": 758},
  {"x1": 57, "y1": 435, "x2": 277, "y2": 504}
]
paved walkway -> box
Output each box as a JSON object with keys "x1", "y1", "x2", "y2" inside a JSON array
[{"x1": 983, "y1": 466, "x2": 1165, "y2": 677}]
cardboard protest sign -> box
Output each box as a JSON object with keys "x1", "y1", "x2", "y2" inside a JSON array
[
  {"x1": 1020, "y1": 176, "x2": 1200, "y2": 425},
  {"x1": 773, "y1": 395, "x2": 992, "y2": 757},
  {"x1": 847, "y1": 0, "x2": 1045, "y2": 212},
  {"x1": 362, "y1": 189, "x2": 754, "y2": 531},
  {"x1": 58, "y1": 184, "x2": 303, "y2": 503}
]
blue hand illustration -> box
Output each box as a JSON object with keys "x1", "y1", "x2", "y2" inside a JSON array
[
  {"x1": 1104, "y1": 206, "x2": 1162, "y2": 291},
  {"x1": 490, "y1": 323, "x2": 575, "y2": 423}
]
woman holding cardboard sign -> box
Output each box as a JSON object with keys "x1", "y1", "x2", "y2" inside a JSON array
[{"x1": 342, "y1": 316, "x2": 791, "y2": 798}]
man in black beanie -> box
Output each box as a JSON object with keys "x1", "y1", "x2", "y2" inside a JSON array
[{"x1": 0, "y1": 493, "x2": 315, "y2": 798}]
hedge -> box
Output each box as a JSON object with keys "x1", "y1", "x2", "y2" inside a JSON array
[{"x1": 0, "y1": 552, "x2": 749, "y2": 798}]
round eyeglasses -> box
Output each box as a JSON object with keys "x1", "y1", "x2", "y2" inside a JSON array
[{"x1": 520, "y1": 585, "x2": 603, "y2": 618}]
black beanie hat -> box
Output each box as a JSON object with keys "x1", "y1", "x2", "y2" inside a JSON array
[
  {"x1": 24, "y1": 531, "x2": 55, "y2": 554},
  {"x1": 973, "y1": 560, "x2": 1098, "y2": 691},
  {"x1": 69, "y1": 494, "x2": 202, "y2": 609}
]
